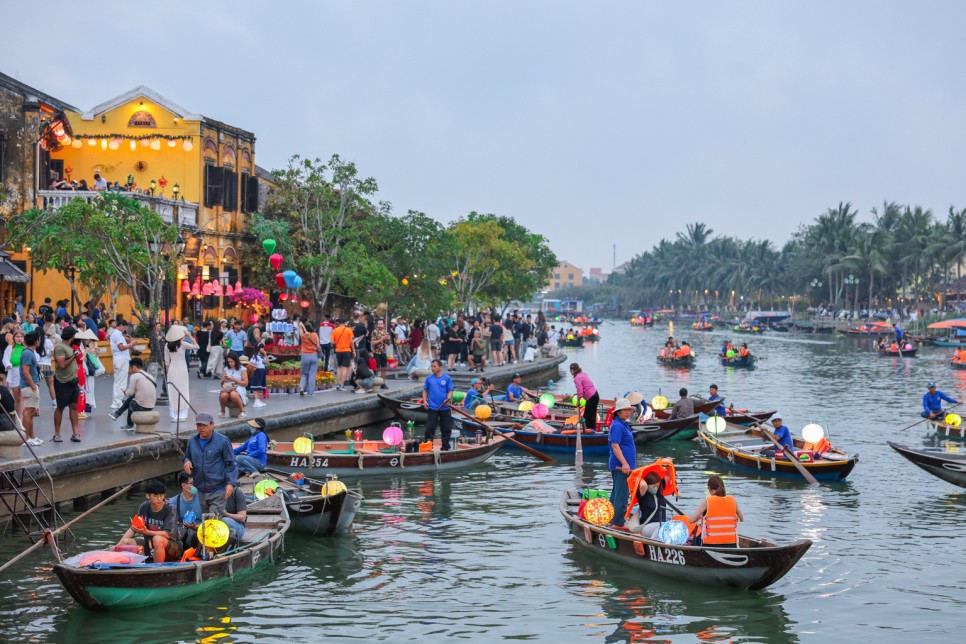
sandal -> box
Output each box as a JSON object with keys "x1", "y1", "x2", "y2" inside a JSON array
[
  {"x1": 70, "y1": 435, "x2": 81, "y2": 442},
  {"x1": 218, "y1": 411, "x2": 226, "y2": 418},
  {"x1": 238, "y1": 412, "x2": 247, "y2": 419},
  {"x1": 52, "y1": 435, "x2": 63, "y2": 442}
]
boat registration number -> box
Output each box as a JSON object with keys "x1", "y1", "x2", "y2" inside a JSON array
[
  {"x1": 289, "y1": 457, "x2": 329, "y2": 468},
  {"x1": 648, "y1": 545, "x2": 685, "y2": 566}
]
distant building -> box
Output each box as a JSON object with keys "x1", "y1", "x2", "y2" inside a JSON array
[
  {"x1": 548, "y1": 260, "x2": 583, "y2": 291},
  {"x1": 586, "y1": 267, "x2": 609, "y2": 284}
]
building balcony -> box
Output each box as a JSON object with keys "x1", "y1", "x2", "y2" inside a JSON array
[{"x1": 38, "y1": 190, "x2": 199, "y2": 228}]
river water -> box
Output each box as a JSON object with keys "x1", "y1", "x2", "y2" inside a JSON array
[{"x1": 2, "y1": 321, "x2": 965, "y2": 642}]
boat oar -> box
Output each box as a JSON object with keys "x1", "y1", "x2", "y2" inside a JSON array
[
  {"x1": 0, "y1": 482, "x2": 135, "y2": 575},
  {"x1": 899, "y1": 404, "x2": 961, "y2": 431},
  {"x1": 756, "y1": 426, "x2": 820, "y2": 487},
  {"x1": 449, "y1": 403, "x2": 556, "y2": 463}
]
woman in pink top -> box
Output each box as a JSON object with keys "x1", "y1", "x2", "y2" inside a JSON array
[{"x1": 570, "y1": 362, "x2": 601, "y2": 430}]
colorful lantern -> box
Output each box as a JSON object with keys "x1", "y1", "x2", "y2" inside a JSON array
[
  {"x1": 539, "y1": 393, "x2": 556, "y2": 408},
  {"x1": 263, "y1": 239, "x2": 277, "y2": 255},
  {"x1": 197, "y1": 519, "x2": 230, "y2": 549},
  {"x1": 518, "y1": 401, "x2": 534, "y2": 412},
  {"x1": 383, "y1": 425, "x2": 404, "y2": 446},
  {"x1": 320, "y1": 480, "x2": 347, "y2": 497},
  {"x1": 181, "y1": 281, "x2": 190, "y2": 293},
  {"x1": 225, "y1": 286, "x2": 234, "y2": 297},
  {"x1": 278, "y1": 294, "x2": 288, "y2": 301},
  {"x1": 269, "y1": 253, "x2": 284, "y2": 271},
  {"x1": 254, "y1": 479, "x2": 279, "y2": 500},
  {"x1": 452, "y1": 391, "x2": 465, "y2": 403},
  {"x1": 282, "y1": 270, "x2": 298, "y2": 289},
  {"x1": 130, "y1": 515, "x2": 146, "y2": 531},
  {"x1": 292, "y1": 275, "x2": 303, "y2": 289},
  {"x1": 275, "y1": 273, "x2": 286, "y2": 289},
  {"x1": 532, "y1": 403, "x2": 549, "y2": 419},
  {"x1": 250, "y1": 313, "x2": 258, "y2": 324},
  {"x1": 234, "y1": 280, "x2": 242, "y2": 292},
  {"x1": 583, "y1": 498, "x2": 615, "y2": 526},
  {"x1": 651, "y1": 395, "x2": 669, "y2": 410},
  {"x1": 300, "y1": 299, "x2": 311, "y2": 308},
  {"x1": 802, "y1": 423, "x2": 825, "y2": 442},
  {"x1": 475, "y1": 404, "x2": 492, "y2": 420},
  {"x1": 706, "y1": 416, "x2": 727, "y2": 434},
  {"x1": 401, "y1": 278, "x2": 409, "y2": 286},
  {"x1": 945, "y1": 414, "x2": 962, "y2": 428},
  {"x1": 293, "y1": 435, "x2": 314, "y2": 454}
]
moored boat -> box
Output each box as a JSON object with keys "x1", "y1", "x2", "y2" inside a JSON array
[
  {"x1": 837, "y1": 323, "x2": 892, "y2": 337},
  {"x1": 927, "y1": 418, "x2": 966, "y2": 441},
  {"x1": 378, "y1": 393, "x2": 506, "y2": 424},
  {"x1": 630, "y1": 414, "x2": 702, "y2": 443},
  {"x1": 952, "y1": 359, "x2": 966, "y2": 370},
  {"x1": 458, "y1": 420, "x2": 616, "y2": 455},
  {"x1": 888, "y1": 442, "x2": 966, "y2": 488},
  {"x1": 264, "y1": 435, "x2": 507, "y2": 477},
  {"x1": 241, "y1": 469, "x2": 362, "y2": 536},
  {"x1": 734, "y1": 323, "x2": 765, "y2": 334},
  {"x1": 53, "y1": 492, "x2": 289, "y2": 611},
  {"x1": 559, "y1": 489, "x2": 812, "y2": 590},
  {"x1": 697, "y1": 425, "x2": 858, "y2": 481},
  {"x1": 712, "y1": 409, "x2": 777, "y2": 426}
]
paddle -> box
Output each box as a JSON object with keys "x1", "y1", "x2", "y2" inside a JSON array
[
  {"x1": 754, "y1": 424, "x2": 820, "y2": 486},
  {"x1": 449, "y1": 403, "x2": 556, "y2": 463},
  {"x1": 899, "y1": 404, "x2": 962, "y2": 431}
]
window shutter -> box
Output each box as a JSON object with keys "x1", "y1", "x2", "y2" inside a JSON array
[
  {"x1": 223, "y1": 169, "x2": 238, "y2": 211},
  {"x1": 205, "y1": 164, "x2": 224, "y2": 207},
  {"x1": 245, "y1": 174, "x2": 259, "y2": 213}
]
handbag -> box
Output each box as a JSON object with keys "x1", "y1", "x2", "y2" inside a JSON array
[{"x1": 221, "y1": 382, "x2": 237, "y2": 393}]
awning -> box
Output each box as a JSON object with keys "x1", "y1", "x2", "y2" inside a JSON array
[
  {"x1": 0, "y1": 250, "x2": 30, "y2": 283},
  {"x1": 927, "y1": 319, "x2": 966, "y2": 330}
]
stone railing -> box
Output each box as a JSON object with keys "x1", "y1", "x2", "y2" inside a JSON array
[{"x1": 38, "y1": 190, "x2": 199, "y2": 227}]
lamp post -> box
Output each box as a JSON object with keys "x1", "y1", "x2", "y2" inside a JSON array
[
  {"x1": 172, "y1": 183, "x2": 181, "y2": 200},
  {"x1": 845, "y1": 274, "x2": 859, "y2": 316},
  {"x1": 68, "y1": 266, "x2": 77, "y2": 316},
  {"x1": 149, "y1": 179, "x2": 157, "y2": 196}
]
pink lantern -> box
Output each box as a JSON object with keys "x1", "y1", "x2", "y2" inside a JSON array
[
  {"x1": 250, "y1": 313, "x2": 258, "y2": 324},
  {"x1": 278, "y1": 293, "x2": 288, "y2": 301},
  {"x1": 225, "y1": 285, "x2": 234, "y2": 297},
  {"x1": 269, "y1": 253, "x2": 284, "y2": 271},
  {"x1": 181, "y1": 281, "x2": 190, "y2": 293},
  {"x1": 275, "y1": 273, "x2": 286, "y2": 289},
  {"x1": 531, "y1": 403, "x2": 549, "y2": 419},
  {"x1": 191, "y1": 285, "x2": 201, "y2": 297},
  {"x1": 300, "y1": 299, "x2": 311, "y2": 308},
  {"x1": 234, "y1": 280, "x2": 242, "y2": 292},
  {"x1": 202, "y1": 283, "x2": 212, "y2": 296},
  {"x1": 382, "y1": 425, "x2": 403, "y2": 447}
]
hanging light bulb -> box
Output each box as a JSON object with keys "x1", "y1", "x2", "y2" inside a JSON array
[
  {"x1": 130, "y1": 140, "x2": 137, "y2": 151},
  {"x1": 87, "y1": 138, "x2": 96, "y2": 146},
  {"x1": 183, "y1": 140, "x2": 193, "y2": 151},
  {"x1": 101, "y1": 139, "x2": 107, "y2": 150},
  {"x1": 71, "y1": 139, "x2": 82, "y2": 149},
  {"x1": 140, "y1": 139, "x2": 150, "y2": 147},
  {"x1": 167, "y1": 139, "x2": 176, "y2": 147},
  {"x1": 150, "y1": 139, "x2": 161, "y2": 151},
  {"x1": 108, "y1": 139, "x2": 120, "y2": 150}
]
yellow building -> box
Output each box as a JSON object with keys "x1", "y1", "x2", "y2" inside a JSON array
[
  {"x1": 4, "y1": 82, "x2": 263, "y2": 324},
  {"x1": 549, "y1": 260, "x2": 583, "y2": 291}
]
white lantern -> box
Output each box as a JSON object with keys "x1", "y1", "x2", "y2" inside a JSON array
[{"x1": 801, "y1": 423, "x2": 824, "y2": 444}]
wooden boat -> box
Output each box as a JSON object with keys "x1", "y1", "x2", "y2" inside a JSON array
[
  {"x1": 692, "y1": 321, "x2": 714, "y2": 331},
  {"x1": 652, "y1": 398, "x2": 721, "y2": 419},
  {"x1": 656, "y1": 353, "x2": 696, "y2": 368},
  {"x1": 837, "y1": 324, "x2": 892, "y2": 337},
  {"x1": 876, "y1": 347, "x2": 918, "y2": 357},
  {"x1": 53, "y1": 492, "x2": 289, "y2": 611},
  {"x1": 559, "y1": 489, "x2": 811, "y2": 590},
  {"x1": 459, "y1": 423, "x2": 617, "y2": 455},
  {"x1": 378, "y1": 393, "x2": 506, "y2": 424},
  {"x1": 630, "y1": 414, "x2": 701, "y2": 444},
  {"x1": 927, "y1": 419, "x2": 966, "y2": 441},
  {"x1": 888, "y1": 442, "x2": 966, "y2": 488},
  {"x1": 559, "y1": 334, "x2": 586, "y2": 347},
  {"x1": 720, "y1": 353, "x2": 759, "y2": 368},
  {"x1": 630, "y1": 317, "x2": 654, "y2": 327},
  {"x1": 242, "y1": 469, "x2": 362, "y2": 536},
  {"x1": 264, "y1": 435, "x2": 507, "y2": 477},
  {"x1": 716, "y1": 409, "x2": 776, "y2": 426},
  {"x1": 492, "y1": 401, "x2": 603, "y2": 427},
  {"x1": 697, "y1": 425, "x2": 858, "y2": 481},
  {"x1": 734, "y1": 323, "x2": 765, "y2": 334},
  {"x1": 952, "y1": 359, "x2": 966, "y2": 370}
]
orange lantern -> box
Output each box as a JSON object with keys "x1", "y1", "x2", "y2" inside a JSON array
[{"x1": 583, "y1": 498, "x2": 614, "y2": 526}]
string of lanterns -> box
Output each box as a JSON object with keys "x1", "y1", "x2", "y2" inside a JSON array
[
  {"x1": 67, "y1": 134, "x2": 194, "y2": 151},
  {"x1": 263, "y1": 239, "x2": 307, "y2": 306}
]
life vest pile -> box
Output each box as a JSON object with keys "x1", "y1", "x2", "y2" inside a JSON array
[{"x1": 624, "y1": 458, "x2": 678, "y2": 521}]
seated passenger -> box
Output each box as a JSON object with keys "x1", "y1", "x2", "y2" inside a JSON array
[
  {"x1": 463, "y1": 377, "x2": 494, "y2": 411},
  {"x1": 168, "y1": 471, "x2": 202, "y2": 549},
  {"x1": 626, "y1": 472, "x2": 667, "y2": 538},
  {"x1": 220, "y1": 485, "x2": 249, "y2": 547},
  {"x1": 116, "y1": 479, "x2": 182, "y2": 562},
  {"x1": 505, "y1": 372, "x2": 537, "y2": 403},
  {"x1": 688, "y1": 475, "x2": 744, "y2": 547}
]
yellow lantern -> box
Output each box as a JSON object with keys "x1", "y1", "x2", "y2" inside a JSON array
[
  {"x1": 401, "y1": 278, "x2": 409, "y2": 286},
  {"x1": 518, "y1": 401, "x2": 534, "y2": 412},
  {"x1": 197, "y1": 519, "x2": 230, "y2": 549},
  {"x1": 475, "y1": 404, "x2": 492, "y2": 420},
  {"x1": 293, "y1": 435, "x2": 314, "y2": 454},
  {"x1": 945, "y1": 413, "x2": 962, "y2": 427},
  {"x1": 651, "y1": 395, "x2": 669, "y2": 410},
  {"x1": 320, "y1": 480, "x2": 347, "y2": 497},
  {"x1": 583, "y1": 498, "x2": 615, "y2": 526}
]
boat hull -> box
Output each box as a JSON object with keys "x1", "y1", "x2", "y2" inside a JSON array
[
  {"x1": 656, "y1": 355, "x2": 696, "y2": 368},
  {"x1": 877, "y1": 349, "x2": 918, "y2": 357},
  {"x1": 560, "y1": 490, "x2": 811, "y2": 590},
  {"x1": 720, "y1": 355, "x2": 759, "y2": 368},
  {"x1": 698, "y1": 428, "x2": 858, "y2": 481},
  {"x1": 248, "y1": 469, "x2": 363, "y2": 536},
  {"x1": 888, "y1": 442, "x2": 966, "y2": 488},
  {"x1": 928, "y1": 419, "x2": 966, "y2": 441}
]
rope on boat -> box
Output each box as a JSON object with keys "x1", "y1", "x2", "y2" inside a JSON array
[
  {"x1": 358, "y1": 454, "x2": 364, "y2": 469},
  {"x1": 399, "y1": 452, "x2": 405, "y2": 468},
  {"x1": 434, "y1": 450, "x2": 441, "y2": 468}
]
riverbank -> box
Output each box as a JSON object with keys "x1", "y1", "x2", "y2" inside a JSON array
[{"x1": 0, "y1": 353, "x2": 566, "y2": 518}]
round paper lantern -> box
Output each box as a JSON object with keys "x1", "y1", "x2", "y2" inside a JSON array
[
  {"x1": 183, "y1": 139, "x2": 193, "y2": 151},
  {"x1": 130, "y1": 515, "x2": 146, "y2": 531},
  {"x1": 269, "y1": 253, "x2": 284, "y2": 270},
  {"x1": 726, "y1": 349, "x2": 735, "y2": 358},
  {"x1": 945, "y1": 414, "x2": 962, "y2": 427},
  {"x1": 275, "y1": 272, "x2": 287, "y2": 289},
  {"x1": 197, "y1": 519, "x2": 230, "y2": 549},
  {"x1": 320, "y1": 480, "x2": 347, "y2": 497},
  {"x1": 539, "y1": 393, "x2": 556, "y2": 408},
  {"x1": 254, "y1": 479, "x2": 279, "y2": 499},
  {"x1": 282, "y1": 270, "x2": 298, "y2": 288},
  {"x1": 651, "y1": 395, "x2": 669, "y2": 410},
  {"x1": 583, "y1": 498, "x2": 614, "y2": 526},
  {"x1": 293, "y1": 436, "x2": 314, "y2": 454},
  {"x1": 801, "y1": 423, "x2": 825, "y2": 443},
  {"x1": 452, "y1": 391, "x2": 465, "y2": 403},
  {"x1": 657, "y1": 520, "x2": 689, "y2": 545},
  {"x1": 475, "y1": 404, "x2": 492, "y2": 420},
  {"x1": 532, "y1": 403, "x2": 549, "y2": 419},
  {"x1": 401, "y1": 278, "x2": 409, "y2": 286},
  {"x1": 225, "y1": 286, "x2": 234, "y2": 297},
  {"x1": 706, "y1": 416, "x2": 727, "y2": 434},
  {"x1": 292, "y1": 275, "x2": 303, "y2": 289},
  {"x1": 383, "y1": 425, "x2": 404, "y2": 446},
  {"x1": 571, "y1": 395, "x2": 579, "y2": 406},
  {"x1": 263, "y1": 239, "x2": 277, "y2": 255},
  {"x1": 518, "y1": 401, "x2": 534, "y2": 412}
]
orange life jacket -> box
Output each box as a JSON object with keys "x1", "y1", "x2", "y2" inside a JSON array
[
  {"x1": 890, "y1": 343, "x2": 898, "y2": 351},
  {"x1": 702, "y1": 495, "x2": 738, "y2": 545},
  {"x1": 803, "y1": 437, "x2": 831, "y2": 453},
  {"x1": 674, "y1": 348, "x2": 689, "y2": 358},
  {"x1": 739, "y1": 348, "x2": 749, "y2": 357},
  {"x1": 624, "y1": 458, "x2": 678, "y2": 521}
]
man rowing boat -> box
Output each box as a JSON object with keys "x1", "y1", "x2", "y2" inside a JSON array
[{"x1": 921, "y1": 381, "x2": 959, "y2": 419}]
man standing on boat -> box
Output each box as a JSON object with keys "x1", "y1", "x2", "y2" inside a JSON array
[
  {"x1": 608, "y1": 398, "x2": 637, "y2": 527},
  {"x1": 921, "y1": 382, "x2": 959, "y2": 419},
  {"x1": 183, "y1": 412, "x2": 238, "y2": 516},
  {"x1": 422, "y1": 359, "x2": 455, "y2": 450}
]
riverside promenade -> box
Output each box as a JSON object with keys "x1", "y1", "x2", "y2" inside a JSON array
[{"x1": 0, "y1": 353, "x2": 567, "y2": 514}]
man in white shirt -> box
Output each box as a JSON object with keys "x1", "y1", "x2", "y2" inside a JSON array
[
  {"x1": 110, "y1": 319, "x2": 134, "y2": 409},
  {"x1": 425, "y1": 320, "x2": 441, "y2": 359},
  {"x1": 93, "y1": 173, "x2": 109, "y2": 190}
]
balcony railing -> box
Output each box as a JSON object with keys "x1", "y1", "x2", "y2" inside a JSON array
[{"x1": 38, "y1": 190, "x2": 199, "y2": 227}]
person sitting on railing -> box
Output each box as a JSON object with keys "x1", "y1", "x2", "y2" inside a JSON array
[
  {"x1": 110, "y1": 358, "x2": 156, "y2": 430},
  {"x1": 233, "y1": 418, "x2": 268, "y2": 475}
]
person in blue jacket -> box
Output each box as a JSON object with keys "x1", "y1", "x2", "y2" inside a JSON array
[
  {"x1": 922, "y1": 382, "x2": 959, "y2": 419},
  {"x1": 234, "y1": 417, "x2": 269, "y2": 474},
  {"x1": 183, "y1": 412, "x2": 238, "y2": 516}
]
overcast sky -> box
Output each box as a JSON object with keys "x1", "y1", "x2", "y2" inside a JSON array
[{"x1": 5, "y1": 1, "x2": 966, "y2": 271}]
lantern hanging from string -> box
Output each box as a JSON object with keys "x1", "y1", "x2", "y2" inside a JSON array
[
  {"x1": 234, "y1": 280, "x2": 242, "y2": 292},
  {"x1": 182, "y1": 281, "x2": 190, "y2": 293},
  {"x1": 300, "y1": 299, "x2": 311, "y2": 308},
  {"x1": 263, "y1": 239, "x2": 277, "y2": 255},
  {"x1": 225, "y1": 286, "x2": 234, "y2": 297},
  {"x1": 269, "y1": 254, "x2": 284, "y2": 270}
]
